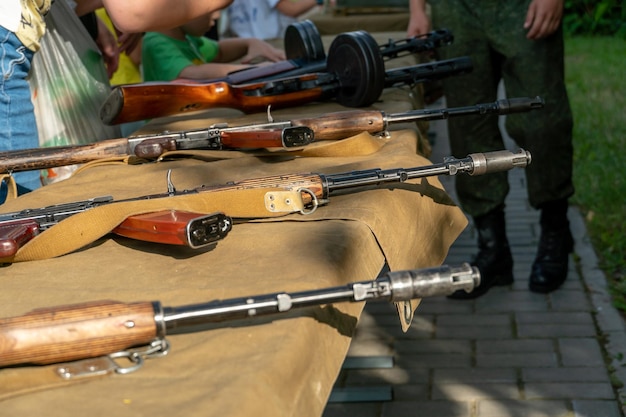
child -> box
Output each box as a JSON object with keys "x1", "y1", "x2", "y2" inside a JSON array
[
  {"x1": 142, "y1": 10, "x2": 286, "y2": 82},
  {"x1": 227, "y1": 0, "x2": 321, "y2": 40},
  {"x1": 0, "y1": 0, "x2": 232, "y2": 203},
  {"x1": 0, "y1": 0, "x2": 52, "y2": 202}
]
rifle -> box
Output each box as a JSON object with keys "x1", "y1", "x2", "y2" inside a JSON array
[
  {"x1": 0, "y1": 97, "x2": 543, "y2": 174},
  {"x1": 0, "y1": 196, "x2": 233, "y2": 263},
  {"x1": 100, "y1": 55, "x2": 473, "y2": 125},
  {"x1": 0, "y1": 148, "x2": 530, "y2": 262},
  {"x1": 0, "y1": 263, "x2": 479, "y2": 372}
]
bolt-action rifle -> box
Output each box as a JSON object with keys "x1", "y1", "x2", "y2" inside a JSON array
[
  {"x1": 0, "y1": 263, "x2": 479, "y2": 374},
  {"x1": 0, "y1": 149, "x2": 530, "y2": 262},
  {"x1": 0, "y1": 97, "x2": 543, "y2": 174}
]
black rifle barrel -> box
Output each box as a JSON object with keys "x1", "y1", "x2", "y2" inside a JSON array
[
  {"x1": 383, "y1": 56, "x2": 473, "y2": 88},
  {"x1": 321, "y1": 149, "x2": 531, "y2": 195},
  {"x1": 384, "y1": 96, "x2": 545, "y2": 126},
  {"x1": 379, "y1": 28, "x2": 454, "y2": 60}
]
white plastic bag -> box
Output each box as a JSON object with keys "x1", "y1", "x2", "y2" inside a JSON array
[{"x1": 29, "y1": 0, "x2": 120, "y2": 184}]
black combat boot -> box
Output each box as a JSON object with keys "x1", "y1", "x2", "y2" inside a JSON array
[
  {"x1": 529, "y1": 199, "x2": 574, "y2": 293},
  {"x1": 448, "y1": 206, "x2": 514, "y2": 299}
]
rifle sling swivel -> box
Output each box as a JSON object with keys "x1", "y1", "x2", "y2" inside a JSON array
[{"x1": 264, "y1": 188, "x2": 321, "y2": 215}]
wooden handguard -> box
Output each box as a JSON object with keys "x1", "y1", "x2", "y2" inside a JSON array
[
  {"x1": 291, "y1": 110, "x2": 385, "y2": 140},
  {"x1": 221, "y1": 172, "x2": 325, "y2": 203},
  {"x1": 0, "y1": 300, "x2": 158, "y2": 367},
  {"x1": 219, "y1": 129, "x2": 303, "y2": 149}
]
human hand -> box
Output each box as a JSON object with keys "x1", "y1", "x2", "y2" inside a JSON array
[
  {"x1": 95, "y1": 15, "x2": 119, "y2": 78},
  {"x1": 524, "y1": 0, "x2": 564, "y2": 40},
  {"x1": 240, "y1": 39, "x2": 286, "y2": 64},
  {"x1": 407, "y1": 0, "x2": 431, "y2": 38},
  {"x1": 406, "y1": 8, "x2": 431, "y2": 38},
  {"x1": 116, "y1": 32, "x2": 143, "y2": 55}
]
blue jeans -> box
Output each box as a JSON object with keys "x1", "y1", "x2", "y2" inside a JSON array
[{"x1": 0, "y1": 26, "x2": 41, "y2": 203}]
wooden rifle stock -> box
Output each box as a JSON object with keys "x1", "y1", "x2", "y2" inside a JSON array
[
  {"x1": 101, "y1": 74, "x2": 329, "y2": 125},
  {"x1": 0, "y1": 137, "x2": 132, "y2": 173}
]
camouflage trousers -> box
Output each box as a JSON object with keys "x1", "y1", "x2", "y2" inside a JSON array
[{"x1": 429, "y1": 0, "x2": 575, "y2": 217}]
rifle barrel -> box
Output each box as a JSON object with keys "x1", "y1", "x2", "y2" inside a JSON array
[
  {"x1": 379, "y1": 29, "x2": 454, "y2": 60},
  {"x1": 161, "y1": 263, "x2": 479, "y2": 333},
  {"x1": 384, "y1": 97, "x2": 544, "y2": 126},
  {"x1": 383, "y1": 56, "x2": 473, "y2": 88},
  {"x1": 323, "y1": 149, "x2": 531, "y2": 195}
]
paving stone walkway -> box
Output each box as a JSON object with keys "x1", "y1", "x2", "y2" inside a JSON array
[{"x1": 323, "y1": 98, "x2": 626, "y2": 417}]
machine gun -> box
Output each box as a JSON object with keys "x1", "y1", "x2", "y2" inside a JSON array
[
  {"x1": 224, "y1": 23, "x2": 455, "y2": 85},
  {"x1": 100, "y1": 30, "x2": 472, "y2": 125},
  {"x1": 0, "y1": 263, "x2": 479, "y2": 373},
  {"x1": 0, "y1": 97, "x2": 543, "y2": 174},
  {"x1": 0, "y1": 149, "x2": 530, "y2": 262}
]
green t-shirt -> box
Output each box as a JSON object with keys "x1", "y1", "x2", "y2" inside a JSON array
[{"x1": 142, "y1": 32, "x2": 220, "y2": 81}]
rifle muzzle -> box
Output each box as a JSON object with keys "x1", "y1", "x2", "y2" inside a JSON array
[
  {"x1": 386, "y1": 263, "x2": 480, "y2": 300},
  {"x1": 468, "y1": 149, "x2": 531, "y2": 176},
  {"x1": 497, "y1": 96, "x2": 545, "y2": 113}
]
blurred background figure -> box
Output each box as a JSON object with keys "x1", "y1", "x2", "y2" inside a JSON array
[
  {"x1": 95, "y1": 8, "x2": 142, "y2": 86},
  {"x1": 142, "y1": 10, "x2": 285, "y2": 82},
  {"x1": 407, "y1": 0, "x2": 575, "y2": 298},
  {"x1": 225, "y1": 0, "x2": 323, "y2": 40}
]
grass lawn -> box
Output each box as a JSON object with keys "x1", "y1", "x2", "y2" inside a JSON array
[{"x1": 564, "y1": 36, "x2": 626, "y2": 310}]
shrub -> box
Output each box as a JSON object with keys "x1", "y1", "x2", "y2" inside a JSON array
[{"x1": 564, "y1": 0, "x2": 626, "y2": 37}]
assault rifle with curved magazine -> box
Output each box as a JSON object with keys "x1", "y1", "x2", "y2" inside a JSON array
[
  {"x1": 0, "y1": 198, "x2": 233, "y2": 264},
  {"x1": 0, "y1": 148, "x2": 531, "y2": 263}
]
